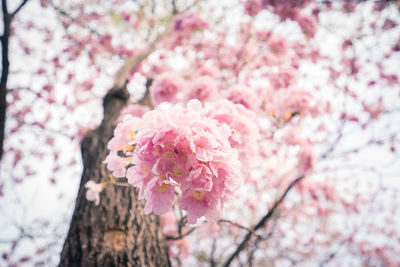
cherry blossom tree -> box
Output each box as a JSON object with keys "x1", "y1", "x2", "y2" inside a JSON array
[{"x1": 1, "y1": 0, "x2": 400, "y2": 266}]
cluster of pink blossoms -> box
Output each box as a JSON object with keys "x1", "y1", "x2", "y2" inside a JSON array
[
  {"x1": 105, "y1": 99, "x2": 258, "y2": 224},
  {"x1": 150, "y1": 72, "x2": 186, "y2": 106}
]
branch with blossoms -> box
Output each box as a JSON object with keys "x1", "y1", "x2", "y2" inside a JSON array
[
  {"x1": 221, "y1": 68, "x2": 355, "y2": 265},
  {"x1": 114, "y1": 0, "x2": 202, "y2": 89}
]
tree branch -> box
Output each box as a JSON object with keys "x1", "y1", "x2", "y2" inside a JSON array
[
  {"x1": 165, "y1": 227, "x2": 196, "y2": 241},
  {"x1": 218, "y1": 219, "x2": 255, "y2": 235},
  {"x1": 222, "y1": 175, "x2": 305, "y2": 267},
  {"x1": 113, "y1": 25, "x2": 172, "y2": 89},
  {"x1": 171, "y1": 0, "x2": 177, "y2": 14},
  {"x1": 113, "y1": 0, "x2": 202, "y2": 89},
  {"x1": 10, "y1": 0, "x2": 29, "y2": 17}
]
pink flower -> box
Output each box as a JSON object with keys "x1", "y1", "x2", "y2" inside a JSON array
[
  {"x1": 118, "y1": 104, "x2": 149, "y2": 122},
  {"x1": 342, "y1": 2, "x2": 356, "y2": 13},
  {"x1": 168, "y1": 237, "x2": 190, "y2": 262},
  {"x1": 197, "y1": 65, "x2": 220, "y2": 78},
  {"x1": 150, "y1": 72, "x2": 186, "y2": 106},
  {"x1": 161, "y1": 211, "x2": 178, "y2": 235},
  {"x1": 84, "y1": 180, "x2": 102, "y2": 205},
  {"x1": 382, "y1": 19, "x2": 397, "y2": 31},
  {"x1": 264, "y1": 88, "x2": 313, "y2": 122},
  {"x1": 298, "y1": 142, "x2": 315, "y2": 174},
  {"x1": 143, "y1": 178, "x2": 175, "y2": 215},
  {"x1": 187, "y1": 76, "x2": 218, "y2": 103},
  {"x1": 244, "y1": 0, "x2": 263, "y2": 16},
  {"x1": 107, "y1": 99, "x2": 250, "y2": 223},
  {"x1": 267, "y1": 34, "x2": 289, "y2": 56},
  {"x1": 226, "y1": 84, "x2": 263, "y2": 110},
  {"x1": 284, "y1": 127, "x2": 302, "y2": 145},
  {"x1": 204, "y1": 100, "x2": 259, "y2": 170},
  {"x1": 174, "y1": 13, "x2": 209, "y2": 32},
  {"x1": 104, "y1": 150, "x2": 128, "y2": 178},
  {"x1": 105, "y1": 99, "x2": 261, "y2": 223},
  {"x1": 105, "y1": 115, "x2": 142, "y2": 178},
  {"x1": 40, "y1": 0, "x2": 50, "y2": 8},
  {"x1": 296, "y1": 14, "x2": 317, "y2": 38},
  {"x1": 268, "y1": 68, "x2": 298, "y2": 90},
  {"x1": 263, "y1": 0, "x2": 312, "y2": 21},
  {"x1": 179, "y1": 188, "x2": 221, "y2": 224}
]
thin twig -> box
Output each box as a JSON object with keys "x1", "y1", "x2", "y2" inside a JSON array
[
  {"x1": 222, "y1": 175, "x2": 305, "y2": 267},
  {"x1": 10, "y1": 0, "x2": 29, "y2": 17},
  {"x1": 218, "y1": 219, "x2": 254, "y2": 234},
  {"x1": 165, "y1": 227, "x2": 196, "y2": 241},
  {"x1": 209, "y1": 238, "x2": 217, "y2": 267},
  {"x1": 113, "y1": 181, "x2": 131, "y2": 187},
  {"x1": 50, "y1": 3, "x2": 100, "y2": 36}
]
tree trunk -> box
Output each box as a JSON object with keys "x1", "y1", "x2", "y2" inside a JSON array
[{"x1": 59, "y1": 86, "x2": 170, "y2": 267}]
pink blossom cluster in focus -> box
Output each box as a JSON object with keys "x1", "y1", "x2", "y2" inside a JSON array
[
  {"x1": 105, "y1": 99, "x2": 259, "y2": 223},
  {"x1": 204, "y1": 99, "x2": 260, "y2": 170}
]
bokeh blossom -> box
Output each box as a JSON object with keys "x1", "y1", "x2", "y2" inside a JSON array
[
  {"x1": 84, "y1": 180, "x2": 103, "y2": 205},
  {"x1": 186, "y1": 76, "x2": 218, "y2": 103},
  {"x1": 149, "y1": 72, "x2": 186, "y2": 106}
]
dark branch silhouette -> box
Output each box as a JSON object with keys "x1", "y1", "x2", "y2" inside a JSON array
[
  {"x1": 0, "y1": 0, "x2": 29, "y2": 160},
  {"x1": 11, "y1": 0, "x2": 29, "y2": 17},
  {"x1": 223, "y1": 175, "x2": 305, "y2": 266}
]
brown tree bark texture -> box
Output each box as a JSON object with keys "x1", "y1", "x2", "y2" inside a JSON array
[{"x1": 59, "y1": 86, "x2": 170, "y2": 267}]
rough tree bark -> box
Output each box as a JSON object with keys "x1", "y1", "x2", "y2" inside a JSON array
[{"x1": 59, "y1": 85, "x2": 170, "y2": 266}]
